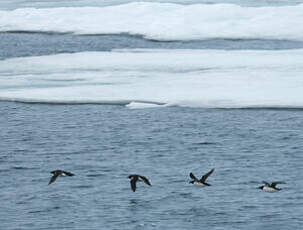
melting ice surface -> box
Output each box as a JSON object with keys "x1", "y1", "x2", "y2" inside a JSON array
[
  {"x1": 0, "y1": 49, "x2": 303, "y2": 108},
  {"x1": 1, "y1": 2, "x2": 303, "y2": 41}
]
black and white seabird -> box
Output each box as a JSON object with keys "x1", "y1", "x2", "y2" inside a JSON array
[
  {"x1": 258, "y1": 181, "x2": 286, "y2": 192},
  {"x1": 48, "y1": 170, "x2": 74, "y2": 185},
  {"x1": 189, "y1": 168, "x2": 214, "y2": 186},
  {"x1": 128, "y1": 174, "x2": 151, "y2": 192}
]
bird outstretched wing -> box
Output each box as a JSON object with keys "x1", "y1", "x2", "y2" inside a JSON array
[
  {"x1": 48, "y1": 174, "x2": 58, "y2": 185},
  {"x1": 271, "y1": 181, "x2": 286, "y2": 188},
  {"x1": 130, "y1": 178, "x2": 137, "y2": 192},
  {"x1": 139, "y1": 175, "x2": 152, "y2": 186},
  {"x1": 189, "y1": 172, "x2": 198, "y2": 181},
  {"x1": 201, "y1": 168, "x2": 214, "y2": 182}
]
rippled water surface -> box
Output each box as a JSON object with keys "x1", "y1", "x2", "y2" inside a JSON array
[
  {"x1": 2, "y1": 33, "x2": 303, "y2": 60},
  {"x1": 1, "y1": 0, "x2": 303, "y2": 228},
  {"x1": 1, "y1": 0, "x2": 303, "y2": 10},
  {"x1": 1, "y1": 103, "x2": 303, "y2": 229}
]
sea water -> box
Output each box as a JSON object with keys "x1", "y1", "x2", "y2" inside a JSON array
[{"x1": 1, "y1": 0, "x2": 303, "y2": 229}]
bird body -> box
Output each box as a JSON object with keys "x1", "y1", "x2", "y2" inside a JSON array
[
  {"x1": 260, "y1": 186, "x2": 278, "y2": 192},
  {"x1": 49, "y1": 170, "x2": 74, "y2": 185},
  {"x1": 128, "y1": 174, "x2": 151, "y2": 192},
  {"x1": 192, "y1": 181, "x2": 209, "y2": 186},
  {"x1": 189, "y1": 168, "x2": 214, "y2": 186}
]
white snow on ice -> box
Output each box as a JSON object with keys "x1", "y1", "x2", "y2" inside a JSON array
[
  {"x1": 0, "y1": 49, "x2": 303, "y2": 108},
  {"x1": 1, "y1": 2, "x2": 303, "y2": 41}
]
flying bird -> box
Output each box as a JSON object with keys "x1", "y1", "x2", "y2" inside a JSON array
[
  {"x1": 128, "y1": 174, "x2": 151, "y2": 192},
  {"x1": 258, "y1": 181, "x2": 286, "y2": 192},
  {"x1": 189, "y1": 168, "x2": 215, "y2": 186},
  {"x1": 48, "y1": 170, "x2": 74, "y2": 185}
]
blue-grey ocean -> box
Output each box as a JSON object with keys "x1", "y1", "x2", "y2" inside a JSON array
[{"x1": 1, "y1": 0, "x2": 303, "y2": 229}]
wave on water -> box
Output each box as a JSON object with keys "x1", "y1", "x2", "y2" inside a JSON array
[
  {"x1": 1, "y1": 49, "x2": 303, "y2": 109},
  {"x1": 1, "y1": 2, "x2": 303, "y2": 41}
]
